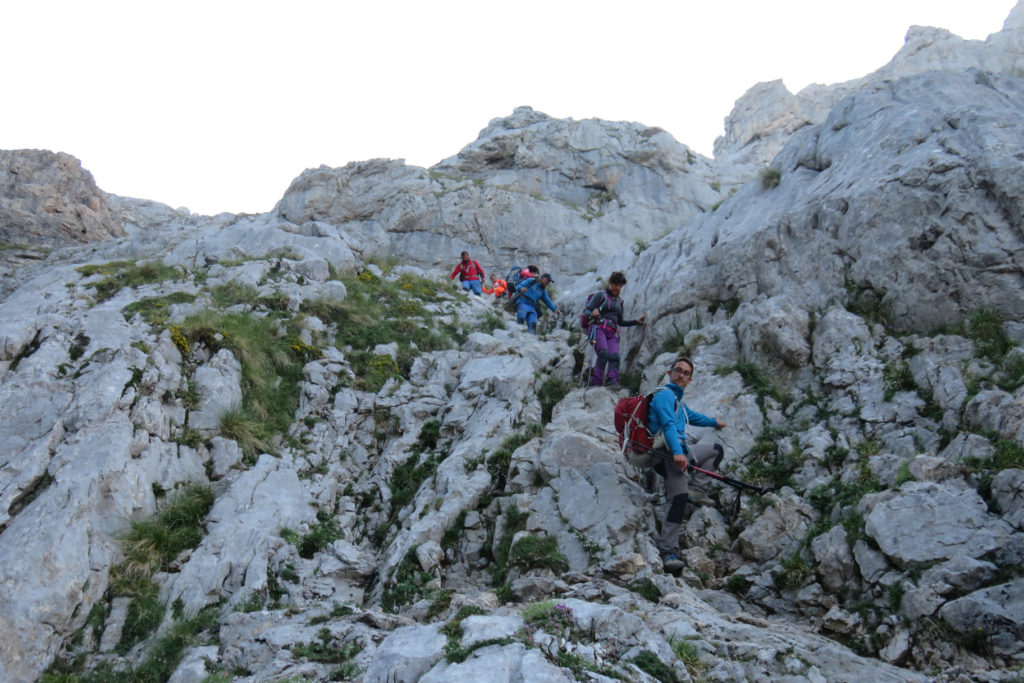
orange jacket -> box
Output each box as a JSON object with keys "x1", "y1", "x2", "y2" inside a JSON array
[{"x1": 482, "y1": 278, "x2": 507, "y2": 296}]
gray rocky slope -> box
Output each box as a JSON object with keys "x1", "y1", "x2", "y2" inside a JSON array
[{"x1": 1, "y1": 5, "x2": 1024, "y2": 683}]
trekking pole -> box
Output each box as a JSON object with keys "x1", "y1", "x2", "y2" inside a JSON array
[
  {"x1": 595, "y1": 427, "x2": 773, "y2": 495},
  {"x1": 646, "y1": 448, "x2": 773, "y2": 495}
]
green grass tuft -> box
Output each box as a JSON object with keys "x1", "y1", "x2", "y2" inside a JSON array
[
  {"x1": 508, "y1": 534, "x2": 569, "y2": 573},
  {"x1": 115, "y1": 484, "x2": 214, "y2": 583},
  {"x1": 537, "y1": 377, "x2": 572, "y2": 424},
  {"x1": 631, "y1": 649, "x2": 681, "y2": 683},
  {"x1": 79, "y1": 260, "x2": 183, "y2": 303}
]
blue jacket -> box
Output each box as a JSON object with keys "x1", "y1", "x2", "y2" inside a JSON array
[
  {"x1": 647, "y1": 383, "x2": 717, "y2": 456},
  {"x1": 516, "y1": 278, "x2": 557, "y2": 312}
]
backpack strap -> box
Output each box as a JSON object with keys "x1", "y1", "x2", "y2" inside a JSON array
[{"x1": 645, "y1": 387, "x2": 679, "y2": 441}]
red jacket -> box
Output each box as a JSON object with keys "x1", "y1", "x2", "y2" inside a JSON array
[{"x1": 450, "y1": 259, "x2": 484, "y2": 282}]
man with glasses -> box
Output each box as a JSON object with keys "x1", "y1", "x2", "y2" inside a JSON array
[{"x1": 642, "y1": 357, "x2": 727, "y2": 572}]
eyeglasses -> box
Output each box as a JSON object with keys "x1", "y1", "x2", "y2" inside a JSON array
[{"x1": 670, "y1": 367, "x2": 692, "y2": 377}]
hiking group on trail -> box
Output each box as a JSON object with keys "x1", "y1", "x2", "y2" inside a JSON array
[
  {"x1": 444, "y1": 255, "x2": 756, "y2": 573},
  {"x1": 449, "y1": 256, "x2": 561, "y2": 334}
]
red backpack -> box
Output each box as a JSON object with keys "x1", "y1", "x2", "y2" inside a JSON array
[{"x1": 613, "y1": 388, "x2": 673, "y2": 457}]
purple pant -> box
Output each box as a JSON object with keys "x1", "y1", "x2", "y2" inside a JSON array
[{"x1": 590, "y1": 325, "x2": 620, "y2": 386}]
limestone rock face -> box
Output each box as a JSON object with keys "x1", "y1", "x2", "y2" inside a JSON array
[
  {"x1": 626, "y1": 68, "x2": 1024, "y2": 368},
  {"x1": 0, "y1": 150, "x2": 123, "y2": 246},
  {"x1": 2, "y1": 5, "x2": 1024, "y2": 682},
  {"x1": 274, "y1": 107, "x2": 721, "y2": 275},
  {"x1": 713, "y1": 4, "x2": 1024, "y2": 173}
]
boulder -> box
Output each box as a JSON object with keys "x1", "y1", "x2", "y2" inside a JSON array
[
  {"x1": 938, "y1": 578, "x2": 1024, "y2": 656},
  {"x1": 738, "y1": 495, "x2": 817, "y2": 562},
  {"x1": 363, "y1": 623, "x2": 447, "y2": 683},
  {"x1": 864, "y1": 482, "x2": 1013, "y2": 566},
  {"x1": 991, "y1": 469, "x2": 1024, "y2": 529}
]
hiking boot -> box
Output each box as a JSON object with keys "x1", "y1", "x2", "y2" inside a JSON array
[
  {"x1": 689, "y1": 490, "x2": 715, "y2": 506},
  {"x1": 661, "y1": 553, "x2": 685, "y2": 573}
]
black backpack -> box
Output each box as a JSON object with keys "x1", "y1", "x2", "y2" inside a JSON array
[{"x1": 580, "y1": 290, "x2": 606, "y2": 329}]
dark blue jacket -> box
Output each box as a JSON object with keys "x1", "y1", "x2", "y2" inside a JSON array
[{"x1": 516, "y1": 278, "x2": 557, "y2": 312}]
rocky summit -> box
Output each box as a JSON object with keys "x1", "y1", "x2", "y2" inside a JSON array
[{"x1": 2, "y1": 5, "x2": 1024, "y2": 683}]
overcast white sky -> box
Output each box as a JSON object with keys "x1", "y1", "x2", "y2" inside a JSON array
[{"x1": 2, "y1": 1, "x2": 1017, "y2": 216}]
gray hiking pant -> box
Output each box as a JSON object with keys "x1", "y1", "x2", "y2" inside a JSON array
[{"x1": 630, "y1": 440, "x2": 721, "y2": 555}]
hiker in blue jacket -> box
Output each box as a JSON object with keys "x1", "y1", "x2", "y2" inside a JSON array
[
  {"x1": 515, "y1": 272, "x2": 560, "y2": 333},
  {"x1": 645, "y1": 356, "x2": 726, "y2": 572}
]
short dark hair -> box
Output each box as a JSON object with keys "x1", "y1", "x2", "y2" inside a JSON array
[
  {"x1": 671, "y1": 357, "x2": 694, "y2": 372},
  {"x1": 608, "y1": 271, "x2": 627, "y2": 286},
  {"x1": 527, "y1": 265, "x2": 539, "y2": 274},
  {"x1": 461, "y1": 251, "x2": 470, "y2": 258}
]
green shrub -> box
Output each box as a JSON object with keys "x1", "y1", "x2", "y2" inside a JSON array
[
  {"x1": 741, "y1": 426, "x2": 800, "y2": 489},
  {"x1": 209, "y1": 281, "x2": 261, "y2": 308},
  {"x1": 391, "y1": 450, "x2": 443, "y2": 515},
  {"x1": 894, "y1": 461, "x2": 914, "y2": 487},
  {"x1": 477, "y1": 311, "x2": 506, "y2": 332},
  {"x1": 888, "y1": 582, "x2": 904, "y2": 612},
  {"x1": 218, "y1": 409, "x2": 275, "y2": 460},
  {"x1": 627, "y1": 578, "x2": 662, "y2": 602},
  {"x1": 671, "y1": 637, "x2": 704, "y2": 679},
  {"x1": 520, "y1": 601, "x2": 576, "y2": 636},
  {"x1": 964, "y1": 309, "x2": 1012, "y2": 363},
  {"x1": 110, "y1": 606, "x2": 219, "y2": 682},
  {"x1": 537, "y1": 377, "x2": 572, "y2": 424},
  {"x1": 883, "y1": 360, "x2": 915, "y2": 400},
  {"x1": 725, "y1": 574, "x2": 750, "y2": 596},
  {"x1": 999, "y1": 352, "x2": 1024, "y2": 390},
  {"x1": 844, "y1": 283, "x2": 893, "y2": 328},
  {"x1": 281, "y1": 509, "x2": 343, "y2": 559},
  {"x1": 441, "y1": 510, "x2": 468, "y2": 552},
  {"x1": 508, "y1": 534, "x2": 569, "y2": 573},
  {"x1": 64, "y1": 485, "x2": 219, "y2": 670},
  {"x1": 490, "y1": 506, "x2": 529, "y2": 585},
  {"x1": 486, "y1": 424, "x2": 542, "y2": 494},
  {"x1": 721, "y1": 361, "x2": 788, "y2": 405},
  {"x1": 116, "y1": 578, "x2": 164, "y2": 654},
  {"x1": 290, "y1": 627, "x2": 363, "y2": 664},
  {"x1": 631, "y1": 649, "x2": 681, "y2": 683},
  {"x1": 659, "y1": 329, "x2": 693, "y2": 356},
  {"x1": 414, "y1": 420, "x2": 442, "y2": 452},
  {"x1": 381, "y1": 548, "x2": 436, "y2": 613},
  {"x1": 348, "y1": 351, "x2": 401, "y2": 392},
  {"x1": 760, "y1": 167, "x2": 781, "y2": 190},
  {"x1": 774, "y1": 552, "x2": 813, "y2": 591}
]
